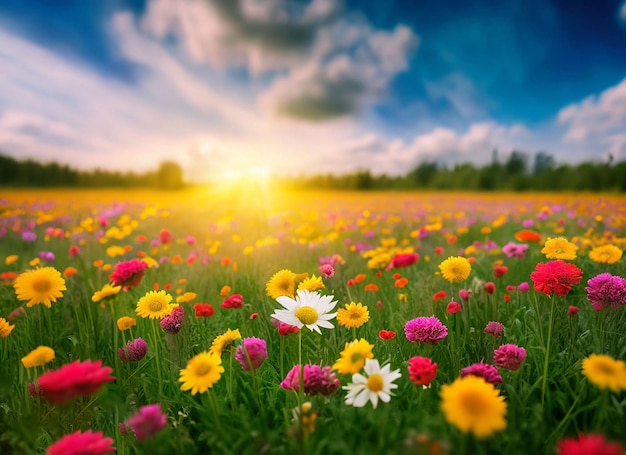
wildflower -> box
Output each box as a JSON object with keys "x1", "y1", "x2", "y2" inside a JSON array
[
  {"x1": 588, "y1": 244, "x2": 623, "y2": 264},
  {"x1": 290, "y1": 401, "x2": 318, "y2": 436},
  {"x1": 176, "y1": 292, "x2": 197, "y2": 303},
  {"x1": 581, "y1": 354, "x2": 626, "y2": 393},
  {"x1": 8, "y1": 306, "x2": 25, "y2": 321},
  {"x1": 22, "y1": 231, "x2": 36, "y2": 242},
  {"x1": 343, "y1": 358, "x2": 401, "y2": 409},
  {"x1": 281, "y1": 364, "x2": 340, "y2": 396},
  {"x1": 517, "y1": 281, "x2": 530, "y2": 292},
  {"x1": 407, "y1": 356, "x2": 437, "y2": 387},
  {"x1": 568, "y1": 306, "x2": 579, "y2": 317},
  {"x1": 266, "y1": 269, "x2": 297, "y2": 298},
  {"x1": 278, "y1": 322, "x2": 299, "y2": 335},
  {"x1": 438, "y1": 256, "x2": 471, "y2": 283},
  {"x1": 39, "y1": 251, "x2": 55, "y2": 262},
  {"x1": 458, "y1": 289, "x2": 471, "y2": 302},
  {"x1": 135, "y1": 290, "x2": 176, "y2": 319},
  {"x1": 194, "y1": 303, "x2": 214, "y2": 317},
  {"x1": 379, "y1": 330, "x2": 396, "y2": 340},
  {"x1": 159, "y1": 229, "x2": 172, "y2": 244},
  {"x1": 354, "y1": 273, "x2": 366, "y2": 283},
  {"x1": 220, "y1": 285, "x2": 231, "y2": 297},
  {"x1": 0, "y1": 317, "x2": 15, "y2": 338},
  {"x1": 36, "y1": 359, "x2": 115, "y2": 404},
  {"x1": 433, "y1": 290, "x2": 447, "y2": 301},
  {"x1": 209, "y1": 328, "x2": 241, "y2": 355},
  {"x1": 493, "y1": 265, "x2": 508, "y2": 278},
  {"x1": 484, "y1": 321, "x2": 505, "y2": 339},
  {"x1": 109, "y1": 258, "x2": 148, "y2": 289},
  {"x1": 221, "y1": 293, "x2": 244, "y2": 309},
  {"x1": 69, "y1": 245, "x2": 81, "y2": 256},
  {"x1": 404, "y1": 316, "x2": 447, "y2": 344},
  {"x1": 557, "y1": 433, "x2": 625, "y2": 455},
  {"x1": 160, "y1": 306, "x2": 184, "y2": 334},
  {"x1": 92, "y1": 283, "x2": 122, "y2": 303},
  {"x1": 63, "y1": 267, "x2": 78, "y2": 278},
  {"x1": 484, "y1": 282, "x2": 496, "y2": 294},
  {"x1": 446, "y1": 301, "x2": 462, "y2": 314},
  {"x1": 5, "y1": 254, "x2": 19, "y2": 265},
  {"x1": 127, "y1": 404, "x2": 167, "y2": 441},
  {"x1": 21, "y1": 346, "x2": 55, "y2": 368},
  {"x1": 386, "y1": 253, "x2": 419, "y2": 271},
  {"x1": 514, "y1": 230, "x2": 541, "y2": 242},
  {"x1": 364, "y1": 283, "x2": 379, "y2": 292},
  {"x1": 333, "y1": 339, "x2": 374, "y2": 375},
  {"x1": 394, "y1": 277, "x2": 409, "y2": 288},
  {"x1": 117, "y1": 317, "x2": 136, "y2": 331},
  {"x1": 271, "y1": 289, "x2": 337, "y2": 334},
  {"x1": 530, "y1": 260, "x2": 583, "y2": 297},
  {"x1": 501, "y1": 242, "x2": 528, "y2": 259},
  {"x1": 14, "y1": 267, "x2": 66, "y2": 308},
  {"x1": 585, "y1": 273, "x2": 626, "y2": 310},
  {"x1": 541, "y1": 237, "x2": 578, "y2": 260},
  {"x1": 493, "y1": 344, "x2": 526, "y2": 372},
  {"x1": 337, "y1": 302, "x2": 370, "y2": 329},
  {"x1": 118, "y1": 338, "x2": 148, "y2": 362},
  {"x1": 319, "y1": 264, "x2": 334, "y2": 278},
  {"x1": 234, "y1": 337, "x2": 268, "y2": 371},
  {"x1": 298, "y1": 275, "x2": 325, "y2": 292},
  {"x1": 460, "y1": 363, "x2": 502, "y2": 384},
  {"x1": 46, "y1": 430, "x2": 115, "y2": 455},
  {"x1": 179, "y1": 351, "x2": 224, "y2": 394},
  {"x1": 440, "y1": 375, "x2": 507, "y2": 438}
]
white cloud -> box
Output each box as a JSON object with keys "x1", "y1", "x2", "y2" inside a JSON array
[{"x1": 620, "y1": 1, "x2": 626, "y2": 22}]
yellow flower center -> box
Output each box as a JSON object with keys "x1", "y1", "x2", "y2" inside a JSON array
[
  {"x1": 350, "y1": 353, "x2": 363, "y2": 364},
  {"x1": 196, "y1": 361, "x2": 212, "y2": 376},
  {"x1": 595, "y1": 362, "x2": 616, "y2": 375},
  {"x1": 367, "y1": 373, "x2": 384, "y2": 392},
  {"x1": 32, "y1": 278, "x2": 51, "y2": 294},
  {"x1": 349, "y1": 311, "x2": 361, "y2": 320},
  {"x1": 295, "y1": 306, "x2": 318, "y2": 325},
  {"x1": 461, "y1": 393, "x2": 484, "y2": 416},
  {"x1": 149, "y1": 300, "x2": 164, "y2": 312}
]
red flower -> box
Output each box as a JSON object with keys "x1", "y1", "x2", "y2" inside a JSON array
[
  {"x1": 433, "y1": 291, "x2": 447, "y2": 301},
  {"x1": 36, "y1": 360, "x2": 115, "y2": 404},
  {"x1": 221, "y1": 294, "x2": 244, "y2": 309},
  {"x1": 47, "y1": 430, "x2": 115, "y2": 455},
  {"x1": 407, "y1": 356, "x2": 438, "y2": 387},
  {"x1": 446, "y1": 301, "x2": 462, "y2": 314},
  {"x1": 567, "y1": 306, "x2": 579, "y2": 317},
  {"x1": 379, "y1": 330, "x2": 396, "y2": 340},
  {"x1": 434, "y1": 246, "x2": 444, "y2": 255},
  {"x1": 530, "y1": 260, "x2": 583, "y2": 297},
  {"x1": 493, "y1": 265, "x2": 508, "y2": 278},
  {"x1": 109, "y1": 259, "x2": 147, "y2": 289},
  {"x1": 194, "y1": 303, "x2": 214, "y2": 317},
  {"x1": 278, "y1": 322, "x2": 299, "y2": 336},
  {"x1": 386, "y1": 253, "x2": 419, "y2": 271},
  {"x1": 159, "y1": 229, "x2": 172, "y2": 244},
  {"x1": 557, "y1": 433, "x2": 625, "y2": 455},
  {"x1": 484, "y1": 282, "x2": 496, "y2": 294}
]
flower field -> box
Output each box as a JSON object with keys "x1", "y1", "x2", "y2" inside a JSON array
[{"x1": 1, "y1": 187, "x2": 625, "y2": 455}]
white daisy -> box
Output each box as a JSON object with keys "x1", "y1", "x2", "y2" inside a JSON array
[
  {"x1": 343, "y1": 358, "x2": 401, "y2": 409},
  {"x1": 272, "y1": 289, "x2": 337, "y2": 334}
]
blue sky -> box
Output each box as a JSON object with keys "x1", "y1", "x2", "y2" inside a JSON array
[{"x1": 1, "y1": 0, "x2": 625, "y2": 180}]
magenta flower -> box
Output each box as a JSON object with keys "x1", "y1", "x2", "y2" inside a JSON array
[
  {"x1": 127, "y1": 404, "x2": 167, "y2": 441},
  {"x1": 484, "y1": 321, "x2": 505, "y2": 339},
  {"x1": 234, "y1": 337, "x2": 268, "y2": 371},
  {"x1": 109, "y1": 259, "x2": 148, "y2": 289},
  {"x1": 221, "y1": 294, "x2": 244, "y2": 309},
  {"x1": 319, "y1": 264, "x2": 335, "y2": 278},
  {"x1": 404, "y1": 316, "x2": 447, "y2": 344},
  {"x1": 494, "y1": 344, "x2": 526, "y2": 371},
  {"x1": 160, "y1": 306, "x2": 184, "y2": 334},
  {"x1": 386, "y1": 253, "x2": 419, "y2": 271},
  {"x1": 585, "y1": 273, "x2": 626, "y2": 310},
  {"x1": 517, "y1": 281, "x2": 530, "y2": 292},
  {"x1": 47, "y1": 430, "x2": 115, "y2": 455},
  {"x1": 118, "y1": 338, "x2": 149, "y2": 362},
  {"x1": 280, "y1": 364, "x2": 340, "y2": 396},
  {"x1": 460, "y1": 362, "x2": 502, "y2": 384},
  {"x1": 502, "y1": 242, "x2": 529, "y2": 259}
]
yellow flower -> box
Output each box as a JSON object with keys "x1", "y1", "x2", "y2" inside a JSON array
[
  {"x1": 14, "y1": 267, "x2": 67, "y2": 308},
  {"x1": 367, "y1": 253, "x2": 391, "y2": 270},
  {"x1": 266, "y1": 269, "x2": 297, "y2": 299},
  {"x1": 5, "y1": 255, "x2": 18, "y2": 265},
  {"x1": 297, "y1": 275, "x2": 325, "y2": 292},
  {"x1": 92, "y1": 283, "x2": 122, "y2": 303},
  {"x1": 0, "y1": 317, "x2": 15, "y2": 338},
  {"x1": 440, "y1": 375, "x2": 507, "y2": 439},
  {"x1": 117, "y1": 317, "x2": 137, "y2": 331},
  {"x1": 135, "y1": 290, "x2": 176, "y2": 319},
  {"x1": 588, "y1": 245, "x2": 623, "y2": 264},
  {"x1": 438, "y1": 256, "x2": 471, "y2": 283},
  {"x1": 176, "y1": 292, "x2": 197, "y2": 303},
  {"x1": 21, "y1": 346, "x2": 55, "y2": 367},
  {"x1": 209, "y1": 328, "x2": 241, "y2": 356},
  {"x1": 332, "y1": 339, "x2": 374, "y2": 375},
  {"x1": 179, "y1": 351, "x2": 224, "y2": 395},
  {"x1": 582, "y1": 354, "x2": 626, "y2": 393},
  {"x1": 541, "y1": 237, "x2": 578, "y2": 260},
  {"x1": 337, "y1": 302, "x2": 370, "y2": 329}
]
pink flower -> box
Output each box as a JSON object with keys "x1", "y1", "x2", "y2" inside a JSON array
[
  {"x1": 319, "y1": 264, "x2": 335, "y2": 278},
  {"x1": 493, "y1": 344, "x2": 526, "y2": 371},
  {"x1": 484, "y1": 321, "x2": 505, "y2": 339},
  {"x1": 557, "y1": 433, "x2": 625, "y2": 455},
  {"x1": 118, "y1": 338, "x2": 148, "y2": 362},
  {"x1": 109, "y1": 259, "x2": 147, "y2": 289},
  {"x1": 127, "y1": 404, "x2": 167, "y2": 441},
  {"x1": 160, "y1": 306, "x2": 184, "y2": 334},
  {"x1": 404, "y1": 316, "x2": 447, "y2": 344},
  {"x1": 280, "y1": 364, "x2": 339, "y2": 396},
  {"x1": 37, "y1": 360, "x2": 115, "y2": 404},
  {"x1": 407, "y1": 356, "x2": 437, "y2": 387},
  {"x1": 460, "y1": 362, "x2": 502, "y2": 384},
  {"x1": 458, "y1": 289, "x2": 471, "y2": 302},
  {"x1": 221, "y1": 294, "x2": 244, "y2": 309},
  {"x1": 517, "y1": 281, "x2": 530, "y2": 292},
  {"x1": 585, "y1": 273, "x2": 626, "y2": 310},
  {"x1": 501, "y1": 242, "x2": 529, "y2": 259},
  {"x1": 446, "y1": 301, "x2": 462, "y2": 314},
  {"x1": 530, "y1": 260, "x2": 583, "y2": 297},
  {"x1": 47, "y1": 430, "x2": 115, "y2": 455},
  {"x1": 234, "y1": 337, "x2": 268, "y2": 371},
  {"x1": 386, "y1": 253, "x2": 419, "y2": 271}
]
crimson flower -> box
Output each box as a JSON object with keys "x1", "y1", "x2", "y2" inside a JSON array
[
  {"x1": 530, "y1": 260, "x2": 582, "y2": 297},
  {"x1": 36, "y1": 359, "x2": 115, "y2": 404}
]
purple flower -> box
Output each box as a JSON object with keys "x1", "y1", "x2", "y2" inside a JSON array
[
  {"x1": 127, "y1": 404, "x2": 167, "y2": 441},
  {"x1": 404, "y1": 316, "x2": 447, "y2": 344},
  {"x1": 585, "y1": 273, "x2": 626, "y2": 310},
  {"x1": 160, "y1": 306, "x2": 184, "y2": 334},
  {"x1": 38, "y1": 251, "x2": 55, "y2": 262},
  {"x1": 460, "y1": 363, "x2": 502, "y2": 384},
  {"x1": 502, "y1": 242, "x2": 529, "y2": 259},
  {"x1": 494, "y1": 344, "x2": 526, "y2": 371},
  {"x1": 280, "y1": 364, "x2": 340, "y2": 396},
  {"x1": 22, "y1": 231, "x2": 37, "y2": 242},
  {"x1": 234, "y1": 337, "x2": 268, "y2": 371},
  {"x1": 484, "y1": 321, "x2": 505, "y2": 339},
  {"x1": 118, "y1": 338, "x2": 149, "y2": 362}
]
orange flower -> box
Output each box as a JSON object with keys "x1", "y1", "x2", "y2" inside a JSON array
[
  {"x1": 433, "y1": 291, "x2": 447, "y2": 301},
  {"x1": 514, "y1": 230, "x2": 541, "y2": 242},
  {"x1": 364, "y1": 283, "x2": 379, "y2": 292},
  {"x1": 171, "y1": 255, "x2": 182, "y2": 264},
  {"x1": 93, "y1": 259, "x2": 104, "y2": 268},
  {"x1": 220, "y1": 285, "x2": 231, "y2": 297},
  {"x1": 394, "y1": 278, "x2": 409, "y2": 288},
  {"x1": 63, "y1": 267, "x2": 78, "y2": 278},
  {"x1": 354, "y1": 273, "x2": 366, "y2": 283},
  {"x1": 221, "y1": 257, "x2": 232, "y2": 266}
]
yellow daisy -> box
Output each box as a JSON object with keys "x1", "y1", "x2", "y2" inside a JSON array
[
  {"x1": 588, "y1": 245, "x2": 623, "y2": 264},
  {"x1": 438, "y1": 256, "x2": 471, "y2": 283},
  {"x1": 337, "y1": 302, "x2": 370, "y2": 329},
  {"x1": 582, "y1": 354, "x2": 626, "y2": 393},
  {"x1": 135, "y1": 290, "x2": 176, "y2": 319},
  {"x1": 179, "y1": 351, "x2": 224, "y2": 395},
  {"x1": 266, "y1": 269, "x2": 297, "y2": 299},
  {"x1": 297, "y1": 275, "x2": 325, "y2": 292},
  {"x1": 209, "y1": 328, "x2": 241, "y2": 356},
  {"x1": 333, "y1": 339, "x2": 374, "y2": 375},
  {"x1": 21, "y1": 346, "x2": 55, "y2": 368},
  {"x1": 541, "y1": 237, "x2": 578, "y2": 260},
  {"x1": 440, "y1": 375, "x2": 507, "y2": 439},
  {"x1": 0, "y1": 317, "x2": 15, "y2": 338},
  {"x1": 14, "y1": 267, "x2": 67, "y2": 308},
  {"x1": 92, "y1": 283, "x2": 122, "y2": 303}
]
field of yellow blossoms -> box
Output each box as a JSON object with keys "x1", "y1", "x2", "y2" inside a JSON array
[{"x1": 1, "y1": 187, "x2": 625, "y2": 455}]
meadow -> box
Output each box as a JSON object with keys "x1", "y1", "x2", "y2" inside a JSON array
[{"x1": 0, "y1": 186, "x2": 625, "y2": 455}]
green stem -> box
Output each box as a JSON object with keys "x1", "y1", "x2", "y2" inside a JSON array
[
  {"x1": 150, "y1": 320, "x2": 163, "y2": 397},
  {"x1": 541, "y1": 297, "x2": 555, "y2": 405}
]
